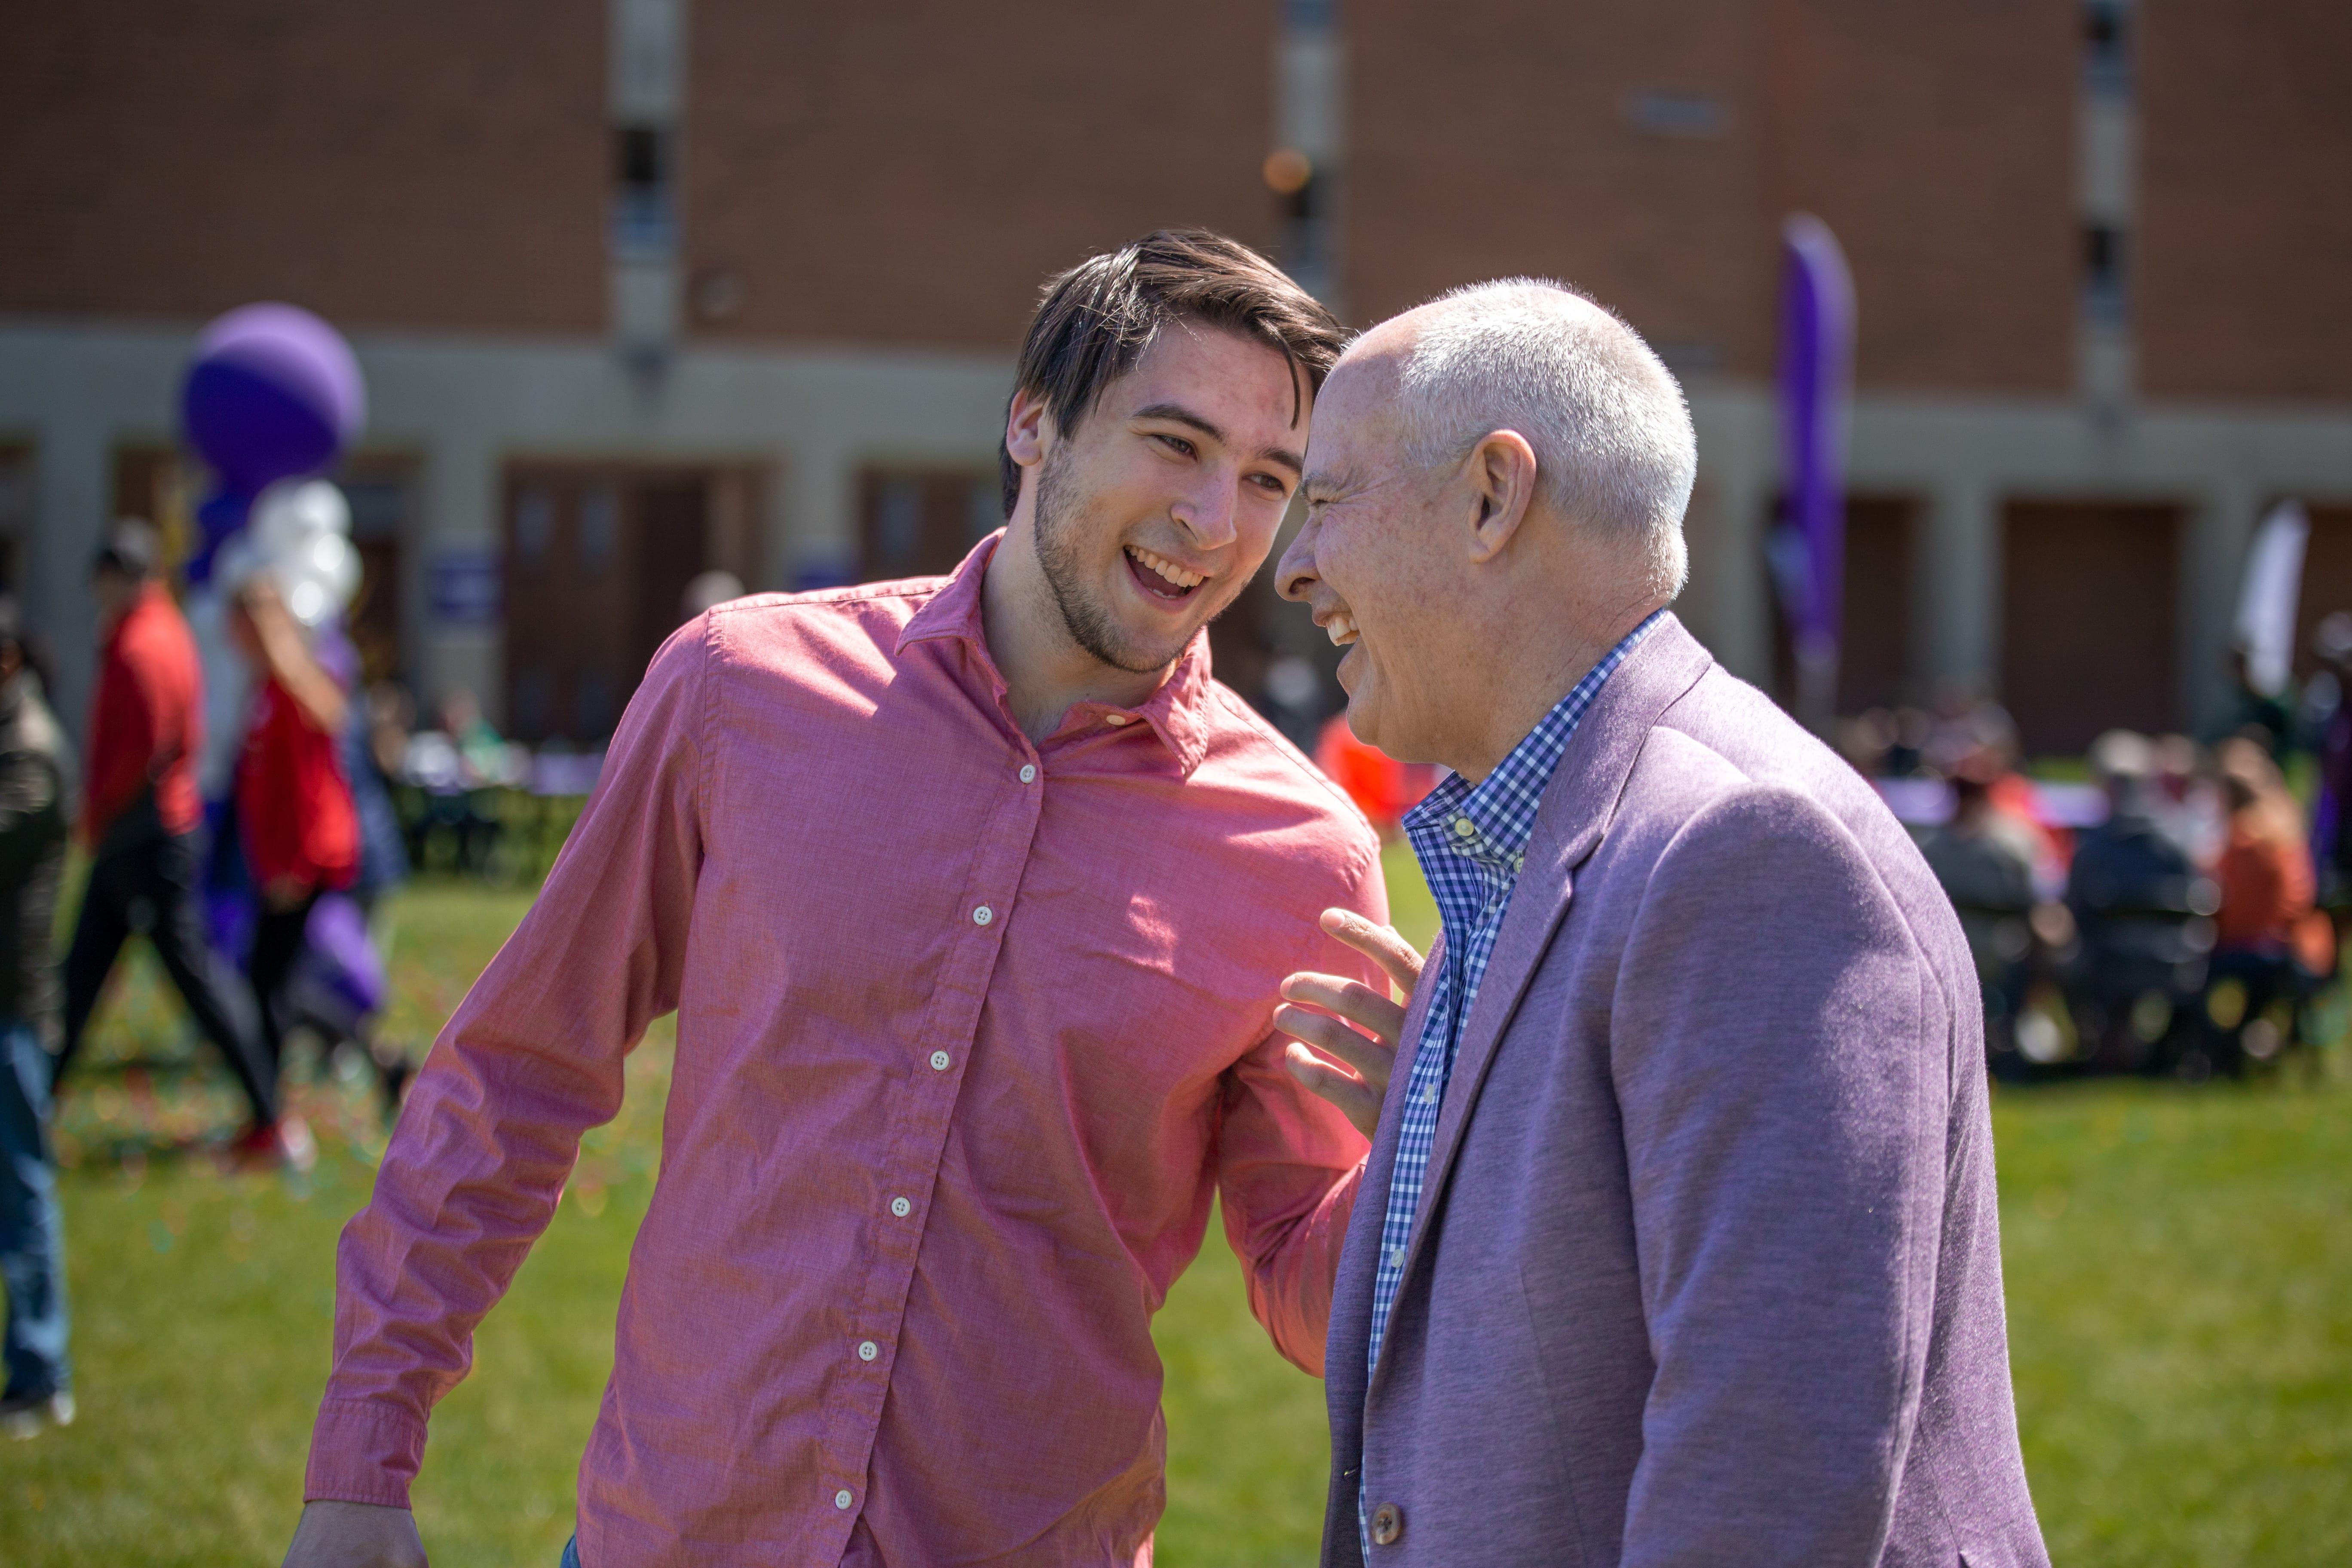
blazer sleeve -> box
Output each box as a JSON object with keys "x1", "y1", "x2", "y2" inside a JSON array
[{"x1": 1610, "y1": 783, "x2": 1948, "y2": 1568}]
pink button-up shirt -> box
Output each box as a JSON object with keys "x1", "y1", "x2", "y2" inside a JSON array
[{"x1": 307, "y1": 536, "x2": 1385, "y2": 1566}]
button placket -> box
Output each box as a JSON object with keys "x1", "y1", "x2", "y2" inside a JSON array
[{"x1": 832, "y1": 750, "x2": 1042, "y2": 1531}]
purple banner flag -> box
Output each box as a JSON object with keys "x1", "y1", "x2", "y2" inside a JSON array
[{"x1": 1774, "y1": 213, "x2": 1856, "y2": 732}]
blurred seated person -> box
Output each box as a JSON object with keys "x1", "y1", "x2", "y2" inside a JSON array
[
  {"x1": 2066, "y1": 729, "x2": 2214, "y2": 1069},
  {"x1": 403, "y1": 689, "x2": 506, "y2": 875},
  {"x1": 2208, "y1": 738, "x2": 2335, "y2": 1066},
  {"x1": 1920, "y1": 749, "x2": 2048, "y2": 1041}
]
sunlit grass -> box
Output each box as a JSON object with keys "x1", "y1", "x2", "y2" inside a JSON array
[{"x1": 6, "y1": 852, "x2": 2348, "y2": 1565}]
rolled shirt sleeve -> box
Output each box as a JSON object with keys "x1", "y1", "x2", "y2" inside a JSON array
[
  {"x1": 305, "y1": 619, "x2": 711, "y2": 1507},
  {"x1": 1216, "y1": 845, "x2": 1387, "y2": 1376}
]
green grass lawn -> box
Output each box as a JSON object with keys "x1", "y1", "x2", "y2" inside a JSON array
[{"x1": 6, "y1": 847, "x2": 2349, "y2": 1565}]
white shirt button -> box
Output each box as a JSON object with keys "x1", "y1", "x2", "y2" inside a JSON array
[
  {"x1": 890, "y1": 1196, "x2": 912, "y2": 1218},
  {"x1": 1387, "y1": 1245, "x2": 1406, "y2": 1268},
  {"x1": 1019, "y1": 763, "x2": 1036, "y2": 783},
  {"x1": 857, "y1": 1339, "x2": 879, "y2": 1362},
  {"x1": 1452, "y1": 815, "x2": 1476, "y2": 838},
  {"x1": 1105, "y1": 713, "x2": 1132, "y2": 726},
  {"x1": 929, "y1": 1049, "x2": 952, "y2": 1072},
  {"x1": 833, "y1": 1488, "x2": 854, "y2": 1510},
  {"x1": 972, "y1": 905, "x2": 994, "y2": 926}
]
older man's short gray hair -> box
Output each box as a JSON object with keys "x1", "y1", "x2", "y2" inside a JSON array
[{"x1": 1395, "y1": 279, "x2": 1697, "y2": 595}]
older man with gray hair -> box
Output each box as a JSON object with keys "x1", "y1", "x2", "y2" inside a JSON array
[{"x1": 1272, "y1": 280, "x2": 2047, "y2": 1567}]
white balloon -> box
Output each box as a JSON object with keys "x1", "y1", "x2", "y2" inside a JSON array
[
  {"x1": 303, "y1": 530, "x2": 362, "y2": 603},
  {"x1": 251, "y1": 478, "x2": 352, "y2": 560},
  {"x1": 274, "y1": 532, "x2": 361, "y2": 628}
]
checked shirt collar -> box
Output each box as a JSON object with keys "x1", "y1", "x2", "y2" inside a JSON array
[{"x1": 1365, "y1": 609, "x2": 1665, "y2": 1387}]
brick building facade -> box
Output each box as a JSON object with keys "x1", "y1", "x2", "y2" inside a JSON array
[{"x1": 3, "y1": 0, "x2": 2347, "y2": 754}]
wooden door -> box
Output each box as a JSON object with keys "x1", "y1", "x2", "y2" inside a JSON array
[{"x1": 2000, "y1": 500, "x2": 2182, "y2": 755}]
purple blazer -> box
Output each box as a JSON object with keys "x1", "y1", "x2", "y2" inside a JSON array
[{"x1": 1323, "y1": 617, "x2": 2048, "y2": 1567}]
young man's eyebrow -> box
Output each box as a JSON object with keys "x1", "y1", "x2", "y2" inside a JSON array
[
  {"x1": 1131, "y1": 402, "x2": 1226, "y2": 443},
  {"x1": 1258, "y1": 443, "x2": 1306, "y2": 476}
]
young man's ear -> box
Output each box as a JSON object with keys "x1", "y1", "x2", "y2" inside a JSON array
[
  {"x1": 1004, "y1": 389, "x2": 1052, "y2": 470},
  {"x1": 1464, "y1": 428, "x2": 1540, "y2": 562}
]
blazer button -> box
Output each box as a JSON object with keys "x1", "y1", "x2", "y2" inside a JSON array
[{"x1": 1369, "y1": 1501, "x2": 1404, "y2": 1546}]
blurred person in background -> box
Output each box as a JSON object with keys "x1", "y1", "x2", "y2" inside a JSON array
[
  {"x1": 2152, "y1": 732, "x2": 2223, "y2": 866},
  {"x1": 2222, "y1": 640, "x2": 2295, "y2": 761},
  {"x1": 0, "y1": 596, "x2": 76, "y2": 1438},
  {"x1": 680, "y1": 569, "x2": 745, "y2": 619},
  {"x1": 2208, "y1": 737, "x2": 2333, "y2": 1068},
  {"x1": 1313, "y1": 710, "x2": 1436, "y2": 837},
  {"x1": 402, "y1": 689, "x2": 506, "y2": 875},
  {"x1": 1920, "y1": 748, "x2": 2046, "y2": 1054},
  {"x1": 2065, "y1": 730, "x2": 2210, "y2": 1072},
  {"x1": 228, "y1": 573, "x2": 356, "y2": 1169},
  {"x1": 284, "y1": 230, "x2": 1381, "y2": 1568},
  {"x1": 55, "y1": 523, "x2": 285, "y2": 1158},
  {"x1": 2305, "y1": 611, "x2": 2352, "y2": 908}
]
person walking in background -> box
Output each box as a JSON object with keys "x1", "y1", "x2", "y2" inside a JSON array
[
  {"x1": 56, "y1": 523, "x2": 291, "y2": 1164},
  {"x1": 0, "y1": 597, "x2": 77, "y2": 1438},
  {"x1": 229, "y1": 573, "x2": 355, "y2": 1156}
]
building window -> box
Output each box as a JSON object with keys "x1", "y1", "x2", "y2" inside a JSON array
[
  {"x1": 579, "y1": 482, "x2": 621, "y2": 574},
  {"x1": 858, "y1": 469, "x2": 1001, "y2": 581},
  {"x1": 2083, "y1": 222, "x2": 2129, "y2": 324},
  {"x1": 612, "y1": 124, "x2": 675, "y2": 256},
  {"x1": 2083, "y1": 0, "x2": 2133, "y2": 96}
]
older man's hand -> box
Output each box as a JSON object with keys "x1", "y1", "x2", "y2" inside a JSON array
[
  {"x1": 1275, "y1": 907, "x2": 1424, "y2": 1139},
  {"x1": 282, "y1": 1501, "x2": 428, "y2": 1568}
]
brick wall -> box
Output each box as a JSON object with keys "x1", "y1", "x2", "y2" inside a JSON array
[
  {"x1": 1759, "y1": 0, "x2": 2077, "y2": 392},
  {"x1": 0, "y1": 2, "x2": 605, "y2": 332},
  {"x1": 1348, "y1": 0, "x2": 2076, "y2": 390},
  {"x1": 2138, "y1": 0, "x2": 2352, "y2": 401},
  {"x1": 1348, "y1": 0, "x2": 1765, "y2": 370},
  {"x1": 684, "y1": 0, "x2": 1280, "y2": 347}
]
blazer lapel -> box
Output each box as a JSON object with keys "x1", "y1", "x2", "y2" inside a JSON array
[{"x1": 1372, "y1": 618, "x2": 1715, "y2": 1387}]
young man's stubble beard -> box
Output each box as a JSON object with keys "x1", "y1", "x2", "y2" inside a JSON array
[{"x1": 1031, "y1": 438, "x2": 1228, "y2": 678}]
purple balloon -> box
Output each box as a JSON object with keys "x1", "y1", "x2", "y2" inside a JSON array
[
  {"x1": 181, "y1": 303, "x2": 366, "y2": 499},
  {"x1": 303, "y1": 891, "x2": 388, "y2": 1019}
]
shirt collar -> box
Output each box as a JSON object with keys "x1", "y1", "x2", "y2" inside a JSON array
[
  {"x1": 897, "y1": 531, "x2": 1215, "y2": 776},
  {"x1": 1403, "y1": 608, "x2": 1667, "y2": 880}
]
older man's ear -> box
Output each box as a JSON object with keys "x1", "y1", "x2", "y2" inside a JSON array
[{"x1": 1464, "y1": 428, "x2": 1541, "y2": 562}]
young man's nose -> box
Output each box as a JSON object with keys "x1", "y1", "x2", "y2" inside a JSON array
[{"x1": 1172, "y1": 475, "x2": 1239, "y2": 552}]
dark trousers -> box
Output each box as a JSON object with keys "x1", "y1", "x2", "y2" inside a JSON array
[
  {"x1": 59, "y1": 832, "x2": 277, "y2": 1127},
  {"x1": 248, "y1": 892, "x2": 320, "y2": 1076}
]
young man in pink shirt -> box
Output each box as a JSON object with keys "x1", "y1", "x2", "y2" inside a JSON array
[{"x1": 285, "y1": 230, "x2": 1386, "y2": 1568}]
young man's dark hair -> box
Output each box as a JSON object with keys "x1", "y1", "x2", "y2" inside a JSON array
[{"x1": 998, "y1": 228, "x2": 1349, "y2": 517}]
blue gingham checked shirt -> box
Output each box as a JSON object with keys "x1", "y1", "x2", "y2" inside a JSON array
[{"x1": 1365, "y1": 611, "x2": 1664, "y2": 1387}]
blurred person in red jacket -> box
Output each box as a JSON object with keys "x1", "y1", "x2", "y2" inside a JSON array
[
  {"x1": 229, "y1": 574, "x2": 358, "y2": 1098},
  {"x1": 56, "y1": 523, "x2": 293, "y2": 1165},
  {"x1": 1314, "y1": 711, "x2": 1436, "y2": 837}
]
